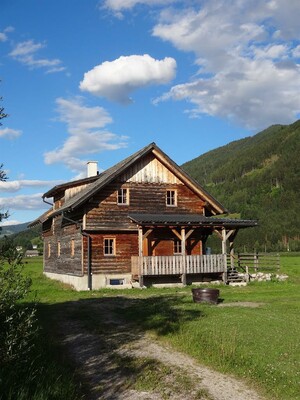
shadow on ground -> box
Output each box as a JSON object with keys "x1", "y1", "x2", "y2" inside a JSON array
[{"x1": 37, "y1": 295, "x2": 205, "y2": 400}]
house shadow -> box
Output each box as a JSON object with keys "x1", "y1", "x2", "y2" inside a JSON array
[{"x1": 36, "y1": 294, "x2": 204, "y2": 399}]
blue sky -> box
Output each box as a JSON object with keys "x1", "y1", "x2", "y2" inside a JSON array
[{"x1": 1, "y1": 0, "x2": 300, "y2": 225}]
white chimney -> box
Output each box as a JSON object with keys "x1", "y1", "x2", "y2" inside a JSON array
[{"x1": 87, "y1": 161, "x2": 98, "y2": 177}]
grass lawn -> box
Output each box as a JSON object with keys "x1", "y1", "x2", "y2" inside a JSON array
[{"x1": 18, "y1": 254, "x2": 300, "y2": 400}]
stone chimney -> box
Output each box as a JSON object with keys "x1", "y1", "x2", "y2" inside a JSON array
[{"x1": 87, "y1": 161, "x2": 98, "y2": 177}]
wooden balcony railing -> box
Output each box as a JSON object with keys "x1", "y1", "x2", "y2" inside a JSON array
[{"x1": 131, "y1": 254, "x2": 227, "y2": 277}]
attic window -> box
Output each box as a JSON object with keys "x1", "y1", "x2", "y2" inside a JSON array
[
  {"x1": 117, "y1": 188, "x2": 129, "y2": 205},
  {"x1": 166, "y1": 190, "x2": 177, "y2": 206}
]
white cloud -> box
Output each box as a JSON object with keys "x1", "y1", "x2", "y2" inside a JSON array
[
  {"x1": 103, "y1": 0, "x2": 176, "y2": 17},
  {"x1": 0, "y1": 33, "x2": 7, "y2": 42},
  {"x1": 0, "y1": 26, "x2": 14, "y2": 42},
  {"x1": 0, "y1": 219, "x2": 22, "y2": 227},
  {"x1": 293, "y1": 45, "x2": 300, "y2": 58},
  {"x1": 44, "y1": 97, "x2": 128, "y2": 173},
  {"x1": 0, "y1": 127, "x2": 22, "y2": 139},
  {"x1": 9, "y1": 39, "x2": 65, "y2": 73},
  {"x1": 151, "y1": 0, "x2": 300, "y2": 130},
  {"x1": 0, "y1": 179, "x2": 64, "y2": 193},
  {"x1": 80, "y1": 54, "x2": 176, "y2": 104},
  {"x1": 0, "y1": 193, "x2": 46, "y2": 210}
]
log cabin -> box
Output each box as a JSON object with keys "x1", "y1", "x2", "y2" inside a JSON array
[{"x1": 30, "y1": 142, "x2": 257, "y2": 290}]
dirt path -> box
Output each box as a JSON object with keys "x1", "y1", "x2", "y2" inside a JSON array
[{"x1": 56, "y1": 299, "x2": 264, "y2": 400}]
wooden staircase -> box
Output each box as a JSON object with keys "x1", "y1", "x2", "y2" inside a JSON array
[{"x1": 226, "y1": 267, "x2": 247, "y2": 284}]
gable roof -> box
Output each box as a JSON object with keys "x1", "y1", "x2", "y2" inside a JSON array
[{"x1": 34, "y1": 143, "x2": 227, "y2": 224}]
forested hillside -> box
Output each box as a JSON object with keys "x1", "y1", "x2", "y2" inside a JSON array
[
  {"x1": 182, "y1": 120, "x2": 300, "y2": 252},
  {"x1": 0, "y1": 224, "x2": 42, "y2": 253}
]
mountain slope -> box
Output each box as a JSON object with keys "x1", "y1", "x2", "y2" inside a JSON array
[
  {"x1": 0, "y1": 222, "x2": 30, "y2": 238},
  {"x1": 182, "y1": 120, "x2": 300, "y2": 251}
]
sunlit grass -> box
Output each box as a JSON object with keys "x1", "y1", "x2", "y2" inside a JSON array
[{"x1": 20, "y1": 254, "x2": 300, "y2": 400}]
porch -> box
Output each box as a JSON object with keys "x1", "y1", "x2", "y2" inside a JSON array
[{"x1": 129, "y1": 213, "x2": 258, "y2": 287}]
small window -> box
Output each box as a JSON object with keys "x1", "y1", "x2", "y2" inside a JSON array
[
  {"x1": 48, "y1": 243, "x2": 51, "y2": 258},
  {"x1": 117, "y1": 188, "x2": 129, "y2": 205},
  {"x1": 71, "y1": 239, "x2": 75, "y2": 257},
  {"x1": 166, "y1": 190, "x2": 177, "y2": 206},
  {"x1": 174, "y1": 239, "x2": 182, "y2": 255},
  {"x1": 104, "y1": 238, "x2": 115, "y2": 256},
  {"x1": 57, "y1": 241, "x2": 61, "y2": 257},
  {"x1": 109, "y1": 278, "x2": 124, "y2": 285}
]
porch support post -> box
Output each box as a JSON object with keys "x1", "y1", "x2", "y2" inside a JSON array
[
  {"x1": 222, "y1": 228, "x2": 227, "y2": 284},
  {"x1": 222, "y1": 228, "x2": 227, "y2": 254},
  {"x1": 138, "y1": 227, "x2": 144, "y2": 287},
  {"x1": 181, "y1": 227, "x2": 187, "y2": 286},
  {"x1": 228, "y1": 230, "x2": 238, "y2": 270}
]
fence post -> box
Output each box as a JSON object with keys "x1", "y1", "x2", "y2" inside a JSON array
[{"x1": 254, "y1": 252, "x2": 259, "y2": 273}]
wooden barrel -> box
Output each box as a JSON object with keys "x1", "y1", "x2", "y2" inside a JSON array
[{"x1": 192, "y1": 288, "x2": 220, "y2": 304}]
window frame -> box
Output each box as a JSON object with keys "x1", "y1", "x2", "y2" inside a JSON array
[
  {"x1": 117, "y1": 187, "x2": 129, "y2": 205},
  {"x1": 173, "y1": 239, "x2": 182, "y2": 255},
  {"x1": 166, "y1": 189, "x2": 177, "y2": 207},
  {"x1": 104, "y1": 238, "x2": 116, "y2": 256}
]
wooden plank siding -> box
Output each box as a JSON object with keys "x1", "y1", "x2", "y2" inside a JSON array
[
  {"x1": 120, "y1": 153, "x2": 181, "y2": 184},
  {"x1": 85, "y1": 182, "x2": 206, "y2": 231},
  {"x1": 132, "y1": 254, "x2": 227, "y2": 276}
]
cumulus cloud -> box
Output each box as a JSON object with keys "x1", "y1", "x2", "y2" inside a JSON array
[
  {"x1": 44, "y1": 97, "x2": 128, "y2": 173},
  {"x1": 80, "y1": 54, "x2": 176, "y2": 104},
  {"x1": 0, "y1": 193, "x2": 46, "y2": 210},
  {"x1": 0, "y1": 179, "x2": 64, "y2": 193},
  {"x1": 151, "y1": 0, "x2": 300, "y2": 129},
  {"x1": 9, "y1": 39, "x2": 65, "y2": 73},
  {"x1": 0, "y1": 127, "x2": 22, "y2": 139}
]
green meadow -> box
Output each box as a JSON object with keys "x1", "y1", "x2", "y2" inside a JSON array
[{"x1": 3, "y1": 254, "x2": 299, "y2": 400}]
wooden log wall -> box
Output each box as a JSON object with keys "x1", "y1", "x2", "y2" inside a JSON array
[
  {"x1": 43, "y1": 215, "x2": 83, "y2": 275},
  {"x1": 85, "y1": 182, "x2": 206, "y2": 231},
  {"x1": 83, "y1": 231, "x2": 138, "y2": 274}
]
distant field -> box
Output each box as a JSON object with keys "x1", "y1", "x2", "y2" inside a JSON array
[{"x1": 22, "y1": 254, "x2": 300, "y2": 400}]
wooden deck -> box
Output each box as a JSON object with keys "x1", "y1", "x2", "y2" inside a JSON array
[{"x1": 132, "y1": 254, "x2": 227, "y2": 278}]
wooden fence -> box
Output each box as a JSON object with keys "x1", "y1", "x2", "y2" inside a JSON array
[
  {"x1": 229, "y1": 253, "x2": 280, "y2": 272},
  {"x1": 132, "y1": 254, "x2": 227, "y2": 277}
]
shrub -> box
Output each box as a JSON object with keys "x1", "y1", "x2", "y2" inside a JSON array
[{"x1": 0, "y1": 250, "x2": 38, "y2": 395}]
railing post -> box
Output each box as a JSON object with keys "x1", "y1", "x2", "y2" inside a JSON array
[
  {"x1": 181, "y1": 228, "x2": 187, "y2": 285},
  {"x1": 222, "y1": 253, "x2": 227, "y2": 284}
]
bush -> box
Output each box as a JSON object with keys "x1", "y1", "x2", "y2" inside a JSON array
[{"x1": 0, "y1": 251, "x2": 38, "y2": 397}]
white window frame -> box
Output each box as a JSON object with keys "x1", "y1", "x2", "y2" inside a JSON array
[
  {"x1": 173, "y1": 239, "x2": 182, "y2": 255},
  {"x1": 117, "y1": 188, "x2": 129, "y2": 205},
  {"x1": 166, "y1": 189, "x2": 177, "y2": 207},
  {"x1": 104, "y1": 238, "x2": 116, "y2": 256}
]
